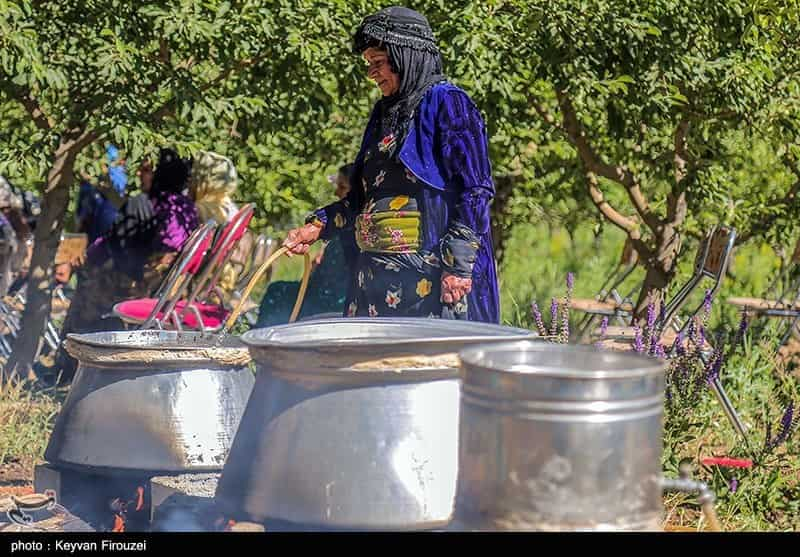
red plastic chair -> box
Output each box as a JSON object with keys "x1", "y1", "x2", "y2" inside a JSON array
[
  {"x1": 111, "y1": 222, "x2": 217, "y2": 330},
  {"x1": 176, "y1": 204, "x2": 255, "y2": 331},
  {"x1": 113, "y1": 204, "x2": 256, "y2": 333}
]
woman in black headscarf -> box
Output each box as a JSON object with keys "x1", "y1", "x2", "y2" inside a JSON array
[{"x1": 282, "y1": 6, "x2": 499, "y2": 323}]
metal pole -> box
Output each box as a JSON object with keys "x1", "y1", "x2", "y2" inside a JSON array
[{"x1": 698, "y1": 349, "x2": 752, "y2": 453}]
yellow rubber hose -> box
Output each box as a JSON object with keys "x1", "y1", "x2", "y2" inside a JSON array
[{"x1": 223, "y1": 246, "x2": 312, "y2": 332}]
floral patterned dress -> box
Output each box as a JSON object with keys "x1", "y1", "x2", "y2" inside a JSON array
[{"x1": 345, "y1": 120, "x2": 467, "y2": 319}]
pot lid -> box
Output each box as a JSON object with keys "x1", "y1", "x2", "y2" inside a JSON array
[
  {"x1": 242, "y1": 317, "x2": 536, "y2": 350},
  {"x1": 65, "y1": 330, "x2": 250, "y2": 368}
]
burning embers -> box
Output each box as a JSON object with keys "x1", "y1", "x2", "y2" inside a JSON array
[
  {"x1": 34, "y1": 464, "x2": 152, "y2": 532},
  {"x1": 109, "y1": 486, "x2": 146, "y2": 532},
  {"x1": 33, "y1": 464, "x2": 264, "y2": 532}
]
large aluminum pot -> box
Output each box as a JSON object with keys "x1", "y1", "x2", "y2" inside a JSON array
[
  {"x1": 45, "y1": 331, "x2": 254, "y2": 474},
  {"x1": 454, "y1": 341, "x2": 665, "y2": 531},
  {"x1": 215, "y1": 317, "x2": 537, "y2": 530}
]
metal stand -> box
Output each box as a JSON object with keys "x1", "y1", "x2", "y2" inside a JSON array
[{"x1": 698, "y1": 349, "x2": 752, "y2": 453}]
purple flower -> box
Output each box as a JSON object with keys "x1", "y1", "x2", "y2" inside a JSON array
[
  {"x1": 733, "y1": 312, "x2": 749, "y2": 349},
  {"x1": 649, "y1": 335, "x2": 659, "y2": 356},
  {"x1": 559, "y1": 308, "x2": 570, "y2": 344},
  {"x1": 766, "y1": 402, "x2": 795, "y2": 451},
  {"x1": 531, "y1": 301, "x2": 547, "y2": 337},
  {"x1": 781, "y1": 402, "x2": 794, "y2": 433},
  {"x1": 729, "y1": 478, "x2": 738, "y2": 493},
  {"x1": 647, "y1": 303, "x2": 656, "y2": 331},
  {"x1": 705, "y1": 353, "x2": 723, "y2": 384},
  {"x1": 777, "y1": 402, "x2": 795, "y2": 445},
  {"x1": 703, "y1": 289, "x2": 714, "y2": 317},
  {"x1": 559, "y1": 275, "x2": 574, "y2": 344},
  {"x1": 654, "y1": 343, "x2": 666, "y2": 359},
  {"x1": 549, "y1": 297, "x2": 559, "y2": 336},
  {"x1": 633, "y1": 325, "x2": 644, "y2": 353},
  {"x1": 600, "y1": 316, "x2": 609, "y2": 337},
  {"x1": 669, "y1": 330, "x2": 685, "y2": 357}
]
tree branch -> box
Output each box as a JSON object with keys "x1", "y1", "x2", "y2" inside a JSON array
[
  {"x1": 0, "y1": 83, "x2": 53, "y2": 130},
  {"x1": 585, "y1": 171, "x2": 636, "y2": 233},
  {"x1": 145, "y1": 54, "x2": 267, "y2": 125},
  {"x1": 585, "y1": 172, "x2": 654, "y2": 262},
  {"x1": 554, "y1": 88, "x2": 662, "y2": 234}
]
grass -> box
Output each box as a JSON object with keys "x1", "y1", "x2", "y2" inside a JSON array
[{"x1": 0, "y1": 380, "x2": 63, "y2": 472}]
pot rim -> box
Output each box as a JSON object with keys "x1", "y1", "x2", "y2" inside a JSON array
[
  {"x1": 64, "y1": 330, "x2": 251, "y2": 368},
  {"x1": 66, "y1": 330, "x2": 244, "y2": 350},
  {"x1": 242, "y1": 317, "x2": 537, "y2": 350},
  {"x1": 459, "y1": 340, "x2": 665, "y2": 380}
]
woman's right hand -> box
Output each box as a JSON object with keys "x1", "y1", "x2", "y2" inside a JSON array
[{"x1": 282, "y1": 223, "x2": 322, "y2": 256}]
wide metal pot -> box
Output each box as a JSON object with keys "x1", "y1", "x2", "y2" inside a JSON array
[
  {"x1": 45, "y1": 331, "x2": 254, "y2": 474},
  {"x1": 454, "y1": 341, "x2": 665, "y2": 531},
  {"x1": 215, "y1": 317, "x2": 537, "y2": 530}
]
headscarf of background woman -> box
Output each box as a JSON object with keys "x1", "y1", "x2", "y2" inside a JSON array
[{"x1": 189, "y1": 150, "x2": 238, "y2": 224}]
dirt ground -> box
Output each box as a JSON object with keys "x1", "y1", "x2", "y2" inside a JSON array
[{"x1": 0, "y1": 460, "x2": 34, "y2": 498}]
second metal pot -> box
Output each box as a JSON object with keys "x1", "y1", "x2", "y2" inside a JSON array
[{"x1": 214, "y1": 318, "x2": 537, "y2": 530}]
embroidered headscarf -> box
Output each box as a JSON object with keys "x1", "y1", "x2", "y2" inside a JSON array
[
  {"x1": 353, "y1": 6, "x2": 445, "y2": 157},
  {"x1": 189, "y1": 150, "x2": 238, "y2": 224}
]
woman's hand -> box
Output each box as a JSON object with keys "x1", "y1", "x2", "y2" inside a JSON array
[
  {"x1": 441, "y1": 272, "x2": 472, "y2": 304},
  {"x1": 282, "y1": 223, "x2": 322, "y2": 256}
]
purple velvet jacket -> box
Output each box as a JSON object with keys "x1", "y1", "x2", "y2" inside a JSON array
[{"x1": 314, "y1": 82, "x2": 500, "y2": 323}]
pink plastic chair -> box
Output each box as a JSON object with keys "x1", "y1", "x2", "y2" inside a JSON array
[
  {"x1": 115, "y1": 204, "x2": 256, "y2": 333},
  {"x1": 111, "y1": 222, "x2": 217, "y2": 330},
  {"x1": 176, "y1": 204, "x2": 255, "y2": 331}
]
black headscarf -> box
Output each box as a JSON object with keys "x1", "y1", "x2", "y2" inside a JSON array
[
  {"x1": 353, "y1": 7, "x2": 445, "y2": 155},
  {"x1": 151, "y1": 148, "x2": 190, "y2": 196}
]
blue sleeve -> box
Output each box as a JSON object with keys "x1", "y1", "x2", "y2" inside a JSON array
[{"x1": 437, "y1": 90, "x2": 495, "y2": 277}]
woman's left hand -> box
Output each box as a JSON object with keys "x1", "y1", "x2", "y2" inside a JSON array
[{"x1": 441, "y1": 272, "x2": 472, "y2": 304}]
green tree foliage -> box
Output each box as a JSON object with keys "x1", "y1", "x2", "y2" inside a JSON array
[
  {"x1": 0, "y1": 0, "x2": 376, "y2": 375},
  {"x1": 502, "y1": 0, "x2": 800, "y2": 312}
]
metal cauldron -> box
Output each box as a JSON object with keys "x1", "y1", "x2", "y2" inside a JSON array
[
  {"x1": 45, "y1": 331, "x2": 254, "y2": 474},
  {"x1": 214, "y1": 318, "x2": 537, "y2": 530},
  {"x1": 454, "y1": 341, "x2": 665, "y2": 531}
]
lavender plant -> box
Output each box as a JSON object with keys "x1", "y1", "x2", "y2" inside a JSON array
[
  {"x1": 764, "y1": 401, "x2": 797, "y2": 453},
  {"x1": 530, "y1": 300, "x2": 547, "y2": 337},
  {"x1": 529, "y1": 273, "x2": 575, "y2": 342},
  {"x1": 529, "y1": 277, "x2": 795, "y2": 463},
  {"x1": 521, "y1": 263, "x2": 800, "y2": 529}
]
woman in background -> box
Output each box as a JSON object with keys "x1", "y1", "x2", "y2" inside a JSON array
[
  {"x1": 55, "y1": 148, "x2": 198, "y2": 381},
  {"x1": 257, "y1": 164, "x2": 355, "y2": 326}
]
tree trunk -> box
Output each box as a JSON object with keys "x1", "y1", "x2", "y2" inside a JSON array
[
  {"x1": 5, "y1": 139, "x2": 78, "y2": 381},
  {"x1": 633, "y1": 225, "x2": 682, "y2": 320}
]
